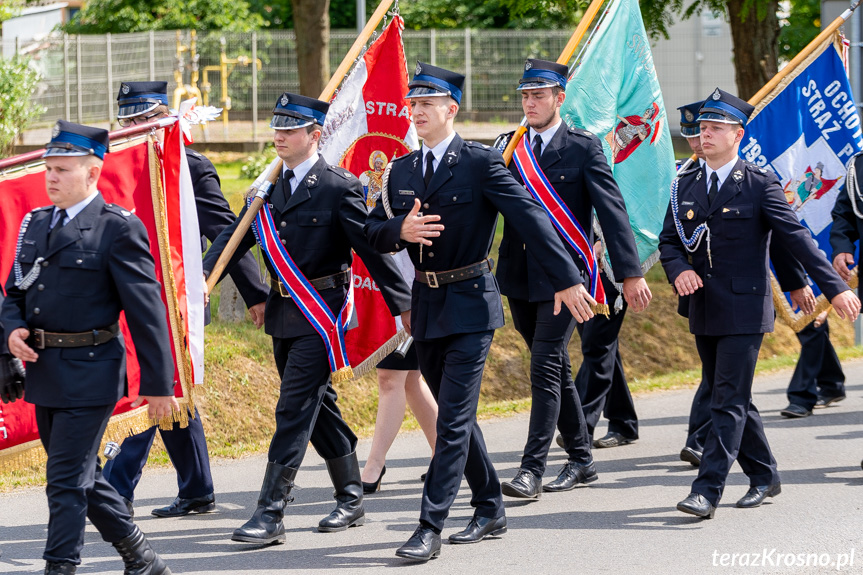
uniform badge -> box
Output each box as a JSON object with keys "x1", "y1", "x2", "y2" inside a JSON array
[
  {"x1": 524, "y1": 60, "x2": 532, "y2": 71},
  {"x1": 686, "y1": 209, "x2": 694, "y2": 220},
  {"x1": 722, "y1": 207, "x2": 730, "y2": 213},
  {"x1": 412, "y1": 155, "x2": 419, "y2": 169},
  {"x1": 120, "y1": 209, "x2": 131, "y2": 217},
  {"x1": 121, "y1": 83, "x2": 130, "y2": 95},
  {"x1": 732, "y1": 169, "x2": 743, "y2": 182},
  {"x1": 307, "y1": 173, "x2": 318, "y2": 184},
  {"x1": 712, "y1": 88, "x2": 721, "y2": 100},
  {"x1": 280, "y1": 94, "x2": 289, "y2": 106},
  {"x1": 415, "y1": 62, "x2": 422, "y2": 75},
  {"x1": 684, "y1": 109, "x2": 694, "y2": 122},
  {"x1": 399, "y1": 190, "x2": 415, "y2": 195},
  {"x1": 696, "y1": 170, "x2": 702, "y2": 181},
  {"x1": 445, "y1": 150, "x2": 457, "y2": 164},
  {"x1": 51, "y1": 122, "x2": 61, "y2": 138}
]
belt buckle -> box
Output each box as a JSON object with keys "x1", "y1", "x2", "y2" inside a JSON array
[
  {"x1": 278, "y1": 281, "x2": 291, "y2": 298},
  {"x1": 33, "y1": 328, "x2": 45, "y2": 350},
  {"x1": 425, "y1": 271, "x2": 439, "y2": 289}
]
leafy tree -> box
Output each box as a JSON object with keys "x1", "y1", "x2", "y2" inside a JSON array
[
  {"x1": 63, "y1": 0, "x2": 265, "y2": 33},
  {"x1": 292, "y1": 0, "x2": 330, "y2": 97},
  {"x1": 778, "y1": 0, "x2": 820, "y2": 60},
  {"x1": 0, "y1": 57, "x2": 44, "y2": 156}
]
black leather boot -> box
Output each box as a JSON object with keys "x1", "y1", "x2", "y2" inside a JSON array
[
  {"x1": 111, "y1": 526, "x2": 171, "y2": 575},
  {"x1": 318, "y1": 451, "x2": 365, "y2": 532},
  {"x1": 232, "y1": 462, "x2": 297, "y2": 544},
  {"x1": 44, "y1": 562, "x2": 77, "y2": 575}
]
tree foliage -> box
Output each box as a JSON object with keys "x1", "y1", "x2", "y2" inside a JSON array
[
  {"x1": 778, "y1": 0, "x2": 820, "y2": 60},
  {"x1": 63, "y1": 0, "x2": 266, "y2": 33},
  {"x1": 0, "y1": 57, "x2": 43, "y2": 156}
]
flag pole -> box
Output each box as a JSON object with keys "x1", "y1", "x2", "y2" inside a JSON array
[
  {"x1": 206, "y1": 0, "x2": 395, "y2": 293},
  {"x1": 501, "y1": 0, "x2": 607, "y2": 165}
]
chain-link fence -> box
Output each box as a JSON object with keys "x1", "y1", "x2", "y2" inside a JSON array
[{"x1": 5, "y1": 23, "x2": 736, "y2": 142}]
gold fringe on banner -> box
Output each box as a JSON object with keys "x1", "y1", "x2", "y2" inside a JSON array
[
  {"x1": 331, "y1": 366, "x2": 355, "y2": 384},
  {"x1": 348, "y1": 329, "x2": 410, "y2": 380},
  {"x1": 773, "y1": 271, "x2": 858, "y2": 333}
]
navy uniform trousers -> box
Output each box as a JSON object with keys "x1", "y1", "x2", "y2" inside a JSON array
[
  {"x1": 786, "y1": 319, "x2": 845, "y2": 410},
  {"x1": 572, "y1": 275, "x2": 638, "y2": 440},
  {"x1": 102, "y1": 150, "x2": 267, "y2": 502},
  {"x1": 37, "y1": 404, "x2": 135, "y2": 563},
  {"x1": 509, "y1": 299, "x2": 591, "y2": 474}
]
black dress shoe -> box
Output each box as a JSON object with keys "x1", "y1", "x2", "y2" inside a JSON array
[
  {"x1": 815, "y1": 394, "x2": 846, "y2": 408},
  {"x1": 736, "y1": 483, "x2": 781, "y2": 508},
  {"x1": 501, "y1": 469, "x2": 542, "y2": 499},
  {"x1": 448, "y1": 515, "x2": 507, "y2": 544},
  {"x1": 680, "y1": 447, "x2": 702, "y2": 467},
  {"x1": 780, "y1": 404, "x2": 811, "y2": 418},
  {"x1": 395, "y1": 525, "x2": 441, "y2": 561},
  {"x1": 45, "y1": 561, "x2": 77, "y2": 575},
  {"x1": 677, "y1": 493, "x2": 715, "y2": 519},
  {"x1": 543, "y1": 460, "x2": 597, "y2": 492},
  {"x1": 151, "y1": 493, "x2": 215, "y2": 517},
  {"x1": 362, "y1": 465, "x2": 386, "y2": 494},
  {"x1": 593, "y1": 431, "x2": 636, "y2": 448}
]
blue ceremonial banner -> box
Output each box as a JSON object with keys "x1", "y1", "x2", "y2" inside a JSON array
[
  {"x1": 561, "y1": 0, "x2": 676, "y2": 273},
  {"x1": 743, "y1": 34, "x2": 862, "y2": 330}
]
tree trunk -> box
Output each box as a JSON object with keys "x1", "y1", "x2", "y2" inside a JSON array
[
  {"x1": 217, "y1": 276, "x2": 247, "y2": 323},
  {"x1": 292, "y1": 0, "x2": 330, "y2": 97},
  {"x1": 725, "y1": 0, "x2": 780, "y2": 101}
]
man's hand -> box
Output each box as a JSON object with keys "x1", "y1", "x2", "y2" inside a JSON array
[
  {"x1": 248, "y1": 302, "x2": 266, "y2": 329},
  {"x1": 593, "y1": 241, "x2": 603, "y2": 271},
  {"x1": 830, "y1": 290, "x2": 861, "y2": 321},
  {"x1": 400, "y1": 310, "x2": 412, "y2": 336},
  {"x1": 622, "y1": 276, "x2": 652, "y2": 312},
  {"x1": 8, "y1": 328, "x2": 37, "y2": 363},
  {"x1": 554, "y1": 283, "x2": 596, "y2": 323},
  {"x1": 833, "y1": 253, "x2": 855, "y2": 283},
  {"x1": 203, "y1": 274, "x2": 210, "y2": 305},
  {"x1": 400, "y1": 199, "x2": 444, "y2": 246},
  {"x1": 131, "y1": 394, "x2": 180, "y2": 420},
  {"x1": 673, "y1": 270, "x2": 703, "y2": 296},
  {"x1": 788, "y1": 285, "x2": 816, "y2": 315}
]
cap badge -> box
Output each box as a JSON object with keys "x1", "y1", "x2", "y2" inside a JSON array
[
  {"x1": 51, "y1": 122, "x2": 61, "y2": 138},
  {"x1": 415, "y1": 62, "x2": 422, "y2": 76},
  {"x1": 712, "y1": 88, "x2": 721, "y2": 100},
  {"x1": 121, "y1": 83, "x2": 130, "y2": 95},
  {"x1": 524, "y1": 60, "x2": 532, "y2": 70},
  {"x1": 280, "y1": 94, "x2": 289, "y2": 106},
  {"x1": 684, "y1": 109, "x2": 694, "y2": 122}
]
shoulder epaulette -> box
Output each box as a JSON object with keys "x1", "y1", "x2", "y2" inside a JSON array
[
  {"x1": 327, "y1": 165, "x2": 355, "y2": 179},
  {"x1": 104, "y1": 203, "x2": 132, "y2": 217}
]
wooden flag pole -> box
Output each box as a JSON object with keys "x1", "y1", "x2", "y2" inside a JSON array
[
  {"x1": 501, "y1": 0, "x2": 607, "y2": 165},
  {"x1": 206, "y1": 0, "x2": 395, "y2": 292}
]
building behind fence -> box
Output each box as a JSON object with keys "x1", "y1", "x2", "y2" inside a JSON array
[{"x1": 2, "y1": 13, "x2": 736, "y2": 142}]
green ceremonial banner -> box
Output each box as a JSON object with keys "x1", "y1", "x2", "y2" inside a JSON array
[{"x1": 562, "y1": 0, "x2": 675, "y2": 271}]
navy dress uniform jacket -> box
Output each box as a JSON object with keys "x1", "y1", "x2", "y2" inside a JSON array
[
  {"x1": 659, "y1": 158, "x2": 847, "y2": 336},
  {"x1": 364, "y1": 134, "x2": 581, "y2": 340},
  {"x1": 830, "y1": 153, "x2": 863, "y2": 295},
  {"x1": 1, "y1": 195, "x2": 174, "y2": 407},
  {"x1": 187, "y1": 149, "x2": 268, "y2": 308},
  {"x1": 496, "y1": 126, "x2": 642, "y2": 301},
  {"x1": 203, "y1": 156, "x2": 412, "y2": 335}
]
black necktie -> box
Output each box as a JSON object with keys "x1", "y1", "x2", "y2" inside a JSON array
[
  {"x1": 48, "y1": 209, "x2": 67, "y2": 245},
  {"x1": 533, "y1": 134, "x2": 543, "y2": 159},
  {"x1": 708, "y1": 172, "x2": 719, "y2": 207},
  {"x1": 284, "y1": 169, "x2": 295, "y2": 195},
  {"x1": 423, "y1": 151, "x2": 435, "y2": 189}
]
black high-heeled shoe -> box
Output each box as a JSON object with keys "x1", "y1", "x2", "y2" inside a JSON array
[{"x1": 362, "y1": 465, "x2": 386, "y2": 494}]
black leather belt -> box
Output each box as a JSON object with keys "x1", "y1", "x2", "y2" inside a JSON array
[
  {"x1": 29, "y1": 322, "x2": 120, "y2": 350},
  {"x1": 415, "y1": 259, "x2": 494, "y2": 288},
  {"x1": 270, "y1": 269, "x2": 351, "y2": 298}
]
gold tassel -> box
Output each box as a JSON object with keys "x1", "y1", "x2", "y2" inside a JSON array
[
  {"x1": 331, "y1": 366, "x2": 354, "y2": 384},
  {"x1": 592, "y1": 303, "x2": 610, "y2": 317}
]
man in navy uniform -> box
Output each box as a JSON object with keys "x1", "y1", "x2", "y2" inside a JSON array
[
  {"x1": 2, "y1": 120, "x2": 175, "y2": 574},
  {"x1": 202, "y1": 93, "x2": 412, "y2": 544},
  {"x1": 659, "y1": 89, "x2": 860, "y2": 519},
  {"x1": 493, "y1": 59, "x2": 650, "y2": 500},
  {"x1": 365, "y1": 62, "x2": 591, "y2": 561},
  {"x1": 101, "y1": 81, "x2": 268, "y2": 519}
]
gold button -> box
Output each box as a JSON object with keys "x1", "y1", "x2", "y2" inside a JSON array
[
  {"x1": 280, "y1": 222, "x2": 286, "y2": 228},
  {"x1": 423, "y1": 203, "x2": 430, "y2": 209}
]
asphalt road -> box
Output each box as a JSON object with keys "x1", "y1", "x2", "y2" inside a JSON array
[{"x1": 2, "y1": 362, "x2": 862, "y2": 574}]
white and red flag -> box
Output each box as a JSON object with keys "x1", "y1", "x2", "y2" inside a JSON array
[{"x1": 319, "y1": 15, "x2": 418, "y2": 375}]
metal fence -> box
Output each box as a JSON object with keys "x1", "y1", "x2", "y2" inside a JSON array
[{"x1": 5, "y1": 24, "x2": 735, "y2": 142}]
